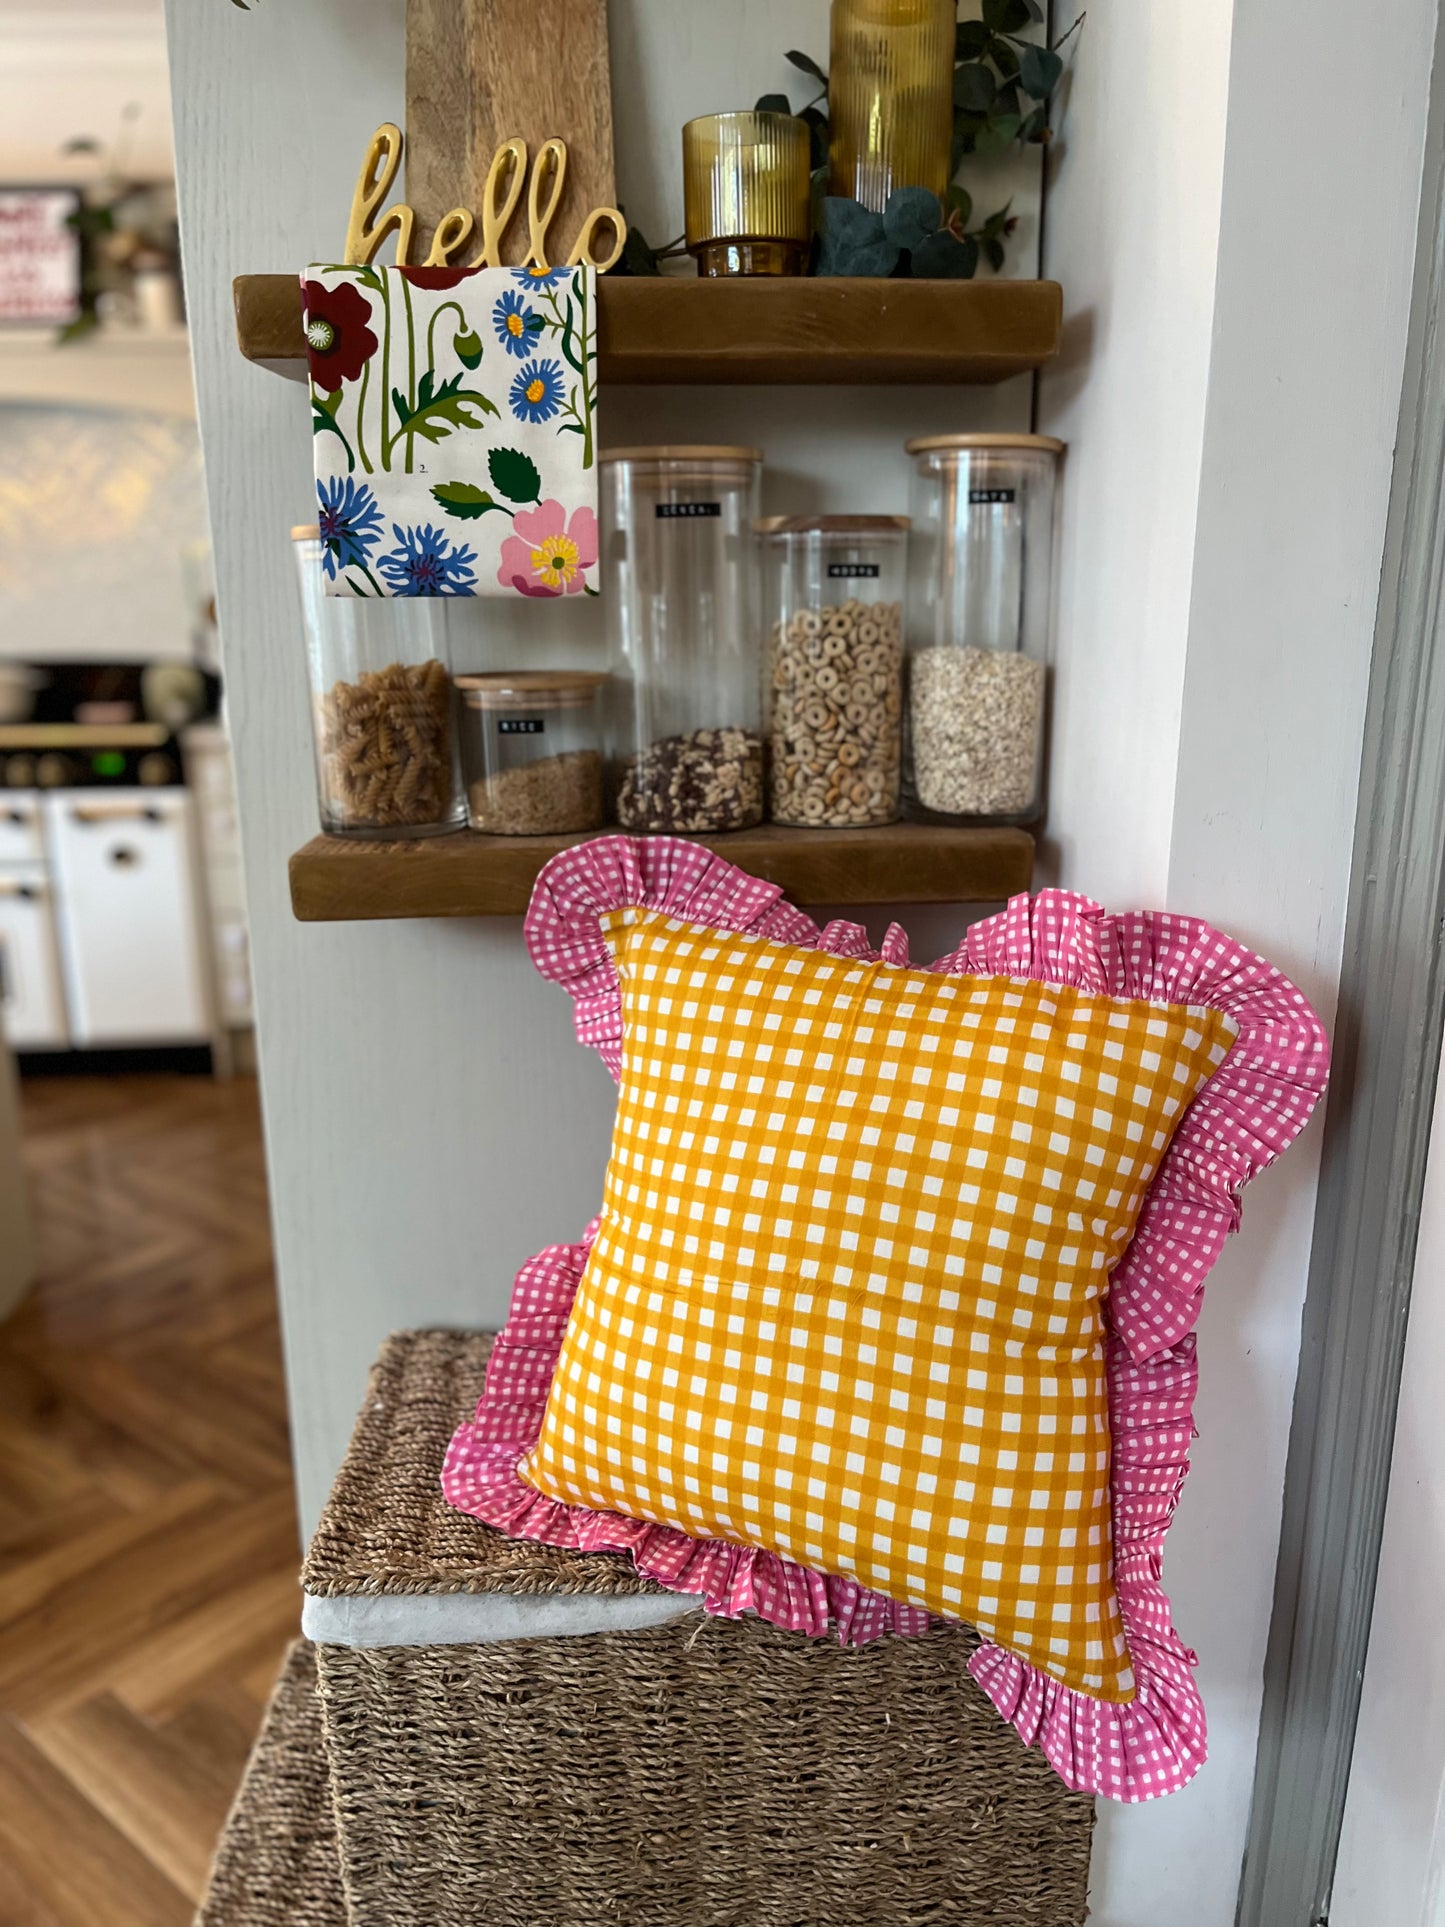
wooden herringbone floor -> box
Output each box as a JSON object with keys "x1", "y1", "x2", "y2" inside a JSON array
[{"x1": 0, "y1": 1072, "x2": 298, "y2": 1925}]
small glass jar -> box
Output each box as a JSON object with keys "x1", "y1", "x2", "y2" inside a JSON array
[
  {"x1": 601, "y1": 447, "x2": 764, "y2": 834},
  {"x1": 903, "y1": 435, "x2": 1063, "y2": 824},
  {"x1": 292, "y1": 525, "x2": 464, "y2": 838},
  {"x1": 455, "y1": 671, "x2": 607, "y2": 836},
  {"x1": 682, "y1": 112, "x2": 812, "y2": 277},
  {"x1": 759, "y1": 515, "x2": 907, "y2": 827},
  {"x1": 828, "y1": 0, "x2": 955, "y2": 213}
]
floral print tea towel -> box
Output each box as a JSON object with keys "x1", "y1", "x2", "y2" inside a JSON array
[{"x1": 304, "y1": 263, "x2": 599, "y2": 598}]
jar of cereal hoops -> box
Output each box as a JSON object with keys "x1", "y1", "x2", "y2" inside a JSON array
[{"x1": 760, "y1": 514, "x2": 907, "y2": 827}]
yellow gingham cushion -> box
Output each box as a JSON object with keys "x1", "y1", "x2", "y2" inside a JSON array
[{"x1": 521, "y1": 907, "x2": 1237, "y2": 1698}]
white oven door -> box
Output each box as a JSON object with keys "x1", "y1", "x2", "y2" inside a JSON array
[
  {"x1": 45, "y1": 790, "x2": 211, "y2": 1045},
  {"x1": 0, "y1": 870, "x2": 68, "y2": 1048}
]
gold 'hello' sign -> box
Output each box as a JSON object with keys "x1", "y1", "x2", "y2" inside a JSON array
[{"x1": 344, "y1": 123, "x2": 626, "y2": 273}]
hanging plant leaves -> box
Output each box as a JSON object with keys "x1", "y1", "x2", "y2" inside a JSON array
[
  {"x1": 801, "y1": 104, "x2": 830, "y2": 171},
  {"x1": 1019, "y1": 43, "x2": 1064, "y2": 98},
  {"x1": 488, "y1": 447, "x2": 542, "y2": 504},
  {"x1": 785, "y1": 49, "x2": 828, "y2": 84},
  {"x1": 1019, "y1": 103, "x2": 1049, "y2": 143},
  {"x1": 755, "y1": 92, "x2": 793, "y2": 115},
  {"x1": 973, "y1": 113, "x2": 1022, "y2": 159},
  {"x1": 955, "y1": 19, "x2": 991, "y2": 59},
  {"x1": 953, "y1": 62, "x2": 996, "y2": 113},
  {"x1": 817, "y1": 197, "x2": 899, "y2": 276},
  {"x1": 981, "y1": 0, "x2": 1031, "y2": 30},
  {"x1": 988, "y1": 37, "x2": 1021, "y2": 80},
  {"x1": 910, "y1": 229, "x2": 979, "y2": 280},
  {"x1": 945, "y1": 182, "x2": 974, "y2": 227},
  {"x1": 883, "y1": 187, "x2": 942, "y2": 253},
  {"x1": 431, "y1": 482, "x2": 502, "y2": 520}
]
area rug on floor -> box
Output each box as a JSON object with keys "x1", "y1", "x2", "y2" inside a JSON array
[{"x1": 194, "y1": 1639, "x2": 345, "y2": 1927}]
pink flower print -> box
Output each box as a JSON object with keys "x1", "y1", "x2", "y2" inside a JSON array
[{"x1": 498, "y1": 500, "x2": 599, "y2": 597}]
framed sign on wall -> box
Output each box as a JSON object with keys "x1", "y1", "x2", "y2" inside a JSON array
[{"x1": 0, "y1": 187, "x2": 83, "y2": 326}]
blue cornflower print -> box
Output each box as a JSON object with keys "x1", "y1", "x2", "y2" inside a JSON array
[
  {"x1": 376, "y1": 523, "x2": 478, "y2": 596},
  {"x1": 509, "y1": 357, "x2": 566, "y2": 424},
  {"x1": 493, "y1": 287, "x2": 541, "y2": 358},
  {"x1": 316, "y1": 475, "x2": 383, "y2": 580},
  {"x1": 511, "y1": 264, "x2": 568, "y2": 290}
]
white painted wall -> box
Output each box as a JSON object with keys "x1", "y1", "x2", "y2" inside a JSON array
[
  {"x1": 163, "y1": 0, "x2": 1036, "y2": 1543},
  {"x1": 1035, "y1": 0, "x2": 1436, "y2": 1918},
  {"x1": 1034, "y1": 0, "x2": 1233, "y2": 904}
]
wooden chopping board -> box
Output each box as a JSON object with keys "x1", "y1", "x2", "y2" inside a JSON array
[{"x1": 406, "y1": 0, "x2": 616, "y2": 265}]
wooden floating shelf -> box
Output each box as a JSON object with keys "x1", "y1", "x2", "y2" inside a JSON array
[
  {"x1": 235, "y1": 274, "x2": 1061, "y2": 386},
  {"x1": 289, "y1": 824, "x2": 1035, "y2": 922}
]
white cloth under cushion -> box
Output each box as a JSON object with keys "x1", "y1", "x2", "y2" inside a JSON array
[{"x1": 301, "y1": 1586, "x2": 697, "y2": 1650}]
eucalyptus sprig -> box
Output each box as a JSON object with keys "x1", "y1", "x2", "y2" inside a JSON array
[
  {"x1": 818, "y1": 185, "x2": 1016, "y2": 279},
  {"x1": 952, "y1": 0, "x2": 1083, "y2": 170}
]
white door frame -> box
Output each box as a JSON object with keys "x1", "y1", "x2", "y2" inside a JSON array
[{"x1": 1331, "y1": 1067, "x2": 1445, "y2": 1927}]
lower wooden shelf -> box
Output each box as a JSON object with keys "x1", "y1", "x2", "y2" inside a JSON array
[{"x1": 288, "y1": 824, "x2": 1035, "y2": 921}]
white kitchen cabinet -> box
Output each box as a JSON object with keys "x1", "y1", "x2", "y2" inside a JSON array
[
  {"x1": 44, "y1": 789, "x2": 211, "y2": 1045},
  {"x1": 0, "y1": 870, "x2": 67, "y2": 1048}
]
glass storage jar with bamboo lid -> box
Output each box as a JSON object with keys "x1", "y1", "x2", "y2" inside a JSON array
[
  {"x1": 902, "y1": 434, "x2": 1063, "y2": 825},
  {"x1": 759, "y1": 514, "x2": 908, "y2": 827},
  {"x1": 454, "y1": 671, "x2": 608, "y2": 836},
  {"x1": 292, "y1": 524, "x2": 464, "y2": 839},
  {"x1": 601, "y1": 446, "x2": 764, "y2": 833}
]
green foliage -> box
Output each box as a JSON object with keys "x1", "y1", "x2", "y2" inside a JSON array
[
  {"x1": 609, "y1": 206, "x2": 687, "y2": 277},
  {"x1": 488, "y1": 447, "x2": 542, "y2": 505},
  {"x1": 818, "y1": 186, "x2": 1013, "y2": 280}
]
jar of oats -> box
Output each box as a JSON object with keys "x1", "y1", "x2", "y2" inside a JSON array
[
  {"x1": 601, "y1": 447, "x2": 764, "y2": 834},
  {"x1": 760, "y1": 514, "x2": 907, "y2": 828},
  {"x1": 903, "y1": 435, "x2": 1062, "y2": 825},
  {"x1": 292, "y1": 525, "x2": 465, "y2": 839},
  {"x1": 455, "y1": 671, "x2": 607, "y2": 836}
]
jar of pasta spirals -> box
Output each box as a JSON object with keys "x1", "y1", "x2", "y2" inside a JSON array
[{"x1": 292, "y1": 525, "x2": 465, "y2": 838}]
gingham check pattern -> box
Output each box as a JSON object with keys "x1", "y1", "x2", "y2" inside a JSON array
[{"x1": 521, "y1": 907, "x2": 1237, "y2": 1699}]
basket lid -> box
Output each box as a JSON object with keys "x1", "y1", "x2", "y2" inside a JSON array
[
  {"x1": 755, "y1": 513, "x2": 910, "y2": 536},
  {"x1": 598, "y1": 444, "x2": 763, "y2": 464},
  {"x1": 291, "y1": 522, "x2": 321, "y2": 540},
  {"x1": 904, "y1": 433, "x2": 1065, "y2": 457},
  {"x1": 454, "y1": 669, "x2": 609, "y2": 711}
]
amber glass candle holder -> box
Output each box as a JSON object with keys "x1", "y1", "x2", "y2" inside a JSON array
[
  {"x1": 682, "y1": 112, "x2": 811, "y2": 277},
  {"x1": 828, "y1": 0, "x2": 955, "y2": 214}
]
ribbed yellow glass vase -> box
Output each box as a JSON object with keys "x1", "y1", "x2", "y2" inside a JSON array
[
  {"x1": 828, "y1": 0, "x2": 955, "y2": 213},
  {"x1": 682, "y1": 112, "x2": 812, "y2": 276}
]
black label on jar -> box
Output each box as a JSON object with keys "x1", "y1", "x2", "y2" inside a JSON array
[
  {"x1": 498, "y1": 717, "x2": 545, "y2": 735},
  {"x1": 827, "y1": 561, "x2": 881, "y2": 578},
  {"x1": 656, "y1": 501, "x2": 722, "y2": 519},
  {"x1": 968, "y1": 487, "x2": 1017, "y2": 505}
]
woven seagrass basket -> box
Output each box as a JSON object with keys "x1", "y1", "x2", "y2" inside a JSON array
[{"x1": 203, "y1": 1331, "x2": 1095, "y2": 1926}]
